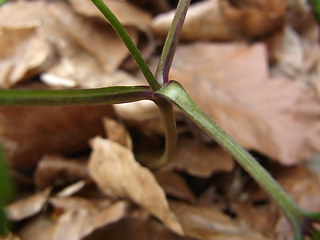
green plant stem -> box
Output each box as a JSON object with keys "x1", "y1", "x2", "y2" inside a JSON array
[
  {"x1": 157, "y1": 81, "x2": 307, "y2": 235},
  {"x1": 0, "y1": 87, "x2": 176, "y2": 169},
  {"x1": 147, "y1": 99, "x2": 177, "y2": 169},
  {"x1": 0, "y1": 86, "x2": 152, "y2": 106},
  {"x1": 91, "y1": 0, "x2": 161, "y2": 91},
  {"x1": 155, "y1": 0, "x2": 191, "y2": 84},
  {"x1": 0, "y1": 143, "x2": 13, "y2": 237}
]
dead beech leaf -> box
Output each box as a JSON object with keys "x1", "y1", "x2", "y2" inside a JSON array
[
  {"x1": 232, "y1": 165, "x2": 320, "y2": 239},
  {"x1": 169, "y1": 136, "x2": 234, "y2": 177},
  {"x1": 18, "y1": 215, "x2": 55, "y2": 240},
  {"x1": 50, "y1": 200, "x2": 128, "y2": 240},
  {"x1": 154, "y1": 170, "x2": 195, "y2": 203},
  {"x1": 83, "y1": 217, "x2": 194, "y2": 240},
  {"x1": 56, "y1": 180, "x2": 87, "y2": 198},
  {"x1": 69, "y1": 0, "x2": 152, "y2": 31},
  {"x1": 103, "y1": 118, "x2": 133, "y2": 150},
  {"x1": 0, "y1": 1, "x2": 55, "y2": 87},
  {"x1": 170, "y1": 201, "x2": 269, "y2": 240},
  {"x1": 34, "y1": 155, "x2": 88, "y2": 189},
  {"x1": 0, "y1": 105, "x2": 114, "y2": 167},
  {"x1": 88, "y1": 137, "x2": 183, "y2": 235},
  {"x1": 0, "y1": 1, "x2": 137, "y2": 88},
  {"x1": 220, "y1": 0, "x2": 285, "y2": 38},
  {"x1": 170, "y1": 42, "x2": 320, "y2": 164},
  {"x1": 49, "y1": 2, "x2": 138, "y2": 74},
  {"x1": 152, "y1": 0, "x2": 235, "y2": 41},
  {"x1": 5, "y1": 188, "x2": 51, "y2": 221}
]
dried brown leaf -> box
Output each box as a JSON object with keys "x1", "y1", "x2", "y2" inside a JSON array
[
  {"x1": 220, "y1": 0, "x2": 286, "y2": 38},
  {"x1": 69, "y1": 0, "x2": 152, "y2": 31},
  {"x1": 0, "y1": 105, "x2": 114, "y2": 167},
  {"x1": 5, "y1": 188, "x2": 51, "y2": 221},
  {"x1": 154, "y1": 170, "x2": 196, "y2": 203},
  {"x1": 51, "y1": 200, "x2": 128, "y2": 240},
  {"x1": 34, "y1": 155, "x2": 88, "y2": 189},
  {"x1": 103, "y1": 118, "x2": 132, "y2": 150},
  {"x1": 170, "y1": 201, "x2": 269, "y2": 240},
  {"x1": 0, "y1": 1, "x2": 55, "y2": 87},
  {"x1": 231, "y1": 165, "x2": 320, "y2": 239},
  {"x1": 56, "y1": 180, "x2": 87, "y2": 198},
  {"x1": 152, "y1": 0, "x2": 285, "y2": 41},
  {"x1": 88, "y1": 137, "x2": 183, "y2": 235},
  {"x1": 49, "y1": 2, "x2": 138, "y2": 74},
  {"x1": 169, "y1": 136, "x2": 234, "y2": 177},
  {"x1": 18, "y1": 215, "x2": 55, "y2": 240},
  {"x1": 0, "y1": 1, "x2": 137, "y2": 88},
  {"x1": 83, "y1": 217, "x2": 194, "y2": 240},
  {"x1": 152, "y1": 0, "x2": 235, "y2": 41},
  {"x1": 170, "y1": 42, "x2": 320, "y2": 164}
]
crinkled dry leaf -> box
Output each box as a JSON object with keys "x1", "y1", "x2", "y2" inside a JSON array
[
  {"x1": 18, "y1": 215, "x2": 55, "y2": 240},
  {"x1": 51, "y1": 200, "x2": 128, "y2": 240},
  {"x1": 169, "y1": 136, "x2": 234, "y2": 177},
  {"x1": 88, "y1": 137, "x2": 183, "y2": 235},
  {"x1": 220, "y1": 0, "x2": 285, "y2": 38},
  {"x1": 170, "y1": 42, "x2": 320, "y2": 164},
  {"x1": 5, "y1": 188, "x2": 51, "y2": 221},
  {"x1": 34, "y1": 155, "x2": 88, "y2": 189},
  {"x1": 154, "y1": 170, "x2": 195, "y2": 203},
  {"x1": 103, "y1": 118, "x2": 132, "y2": 150},
  {"x1": 0, "y1": 1, "x2": 55, "y2": 87},
  {"x1": 0, "y1": 105, "x2": 114, "y2": 167},
  {"x1": 170, "y1": 201, "x2": 269, "y2": 240},
  {"x1": 83, "y1": 217, "x2": 194, "y2": 240},
  {"x1": 69, "y1": 0, "x2": 152, "y2": 31},
  {"x1": 114, "y1": 100, "x2": 159, "y2": 121},
  {"x1": 0, "y1": 1, "x2": 137, "y2": 88},
  {"x1": 152, "y1": 0, "x2": 235, "y2": 41},
  {"x1": 49, "y1": 1, "x2": 138, "y2": 74},
  {"x1": 50, "y1": 197, "x2": 97, "y2": 212},
  {"x1": 152, "y1": 0, "x2": 285, "y2": 41},
  {"x1": 232, "y1": 165, "x2": 320, "y2": 239},
  {"x1": 56, "y1": 180, "x2": 87, "y2": 198}
]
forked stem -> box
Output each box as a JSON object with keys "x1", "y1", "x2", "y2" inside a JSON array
[
  {"x1": 91, "y1": 0, "x2": 161, "y2": 91},
  {"x1": 157, "y1": 80, "x2": 320, "y2": 239},
  {"x1": 155, "y1": 0, "x2": 191, "y2": 84}
]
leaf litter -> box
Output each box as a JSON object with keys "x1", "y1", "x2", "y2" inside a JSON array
[{"x1": 1, "y1": 0, "x2": 320, "y2": 239}]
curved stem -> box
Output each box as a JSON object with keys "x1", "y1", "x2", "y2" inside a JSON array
[
  {"x1": 0, "y1": 87, "x2": 177, "y2": 169},
  {"x1": 91, "y1": 0, "x2": 161, "y2": 91},
  {"x1": 146, "y1": 98, "x2": 177, "y2": 169},
  {"x1": 0, "y1": 86, "x2": 152, "y2": 106},
  {"x1": 155, "y1": 0, "x2": 191, "y2": 84},
  {"x1": 157, "y1": 81, "x2": 307, "y2": 234}
]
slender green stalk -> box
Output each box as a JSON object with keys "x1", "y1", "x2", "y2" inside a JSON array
[
  {"x1": 91, "y1": 0, "x2": 161, "y2": 91},
  {"x1": 155, "y1": 0, "x2": 191, "y2": 84},
  {"x1": 0, "y1": 86, "x2": 152, "y2": 106},
  {"x1": 157, "y1": 81, "x2": 308, "y2": 235},
  {"x1": 147, "y1": 99, "x2": 177, "y2": 169},
  {"x1": 0, "y1": 143, "x2": 13, "y2": 236}
]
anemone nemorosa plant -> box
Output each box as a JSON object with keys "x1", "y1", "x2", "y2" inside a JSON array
[{"x1": 1, "y1": 0, "x2": 320, "y2": 238}]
